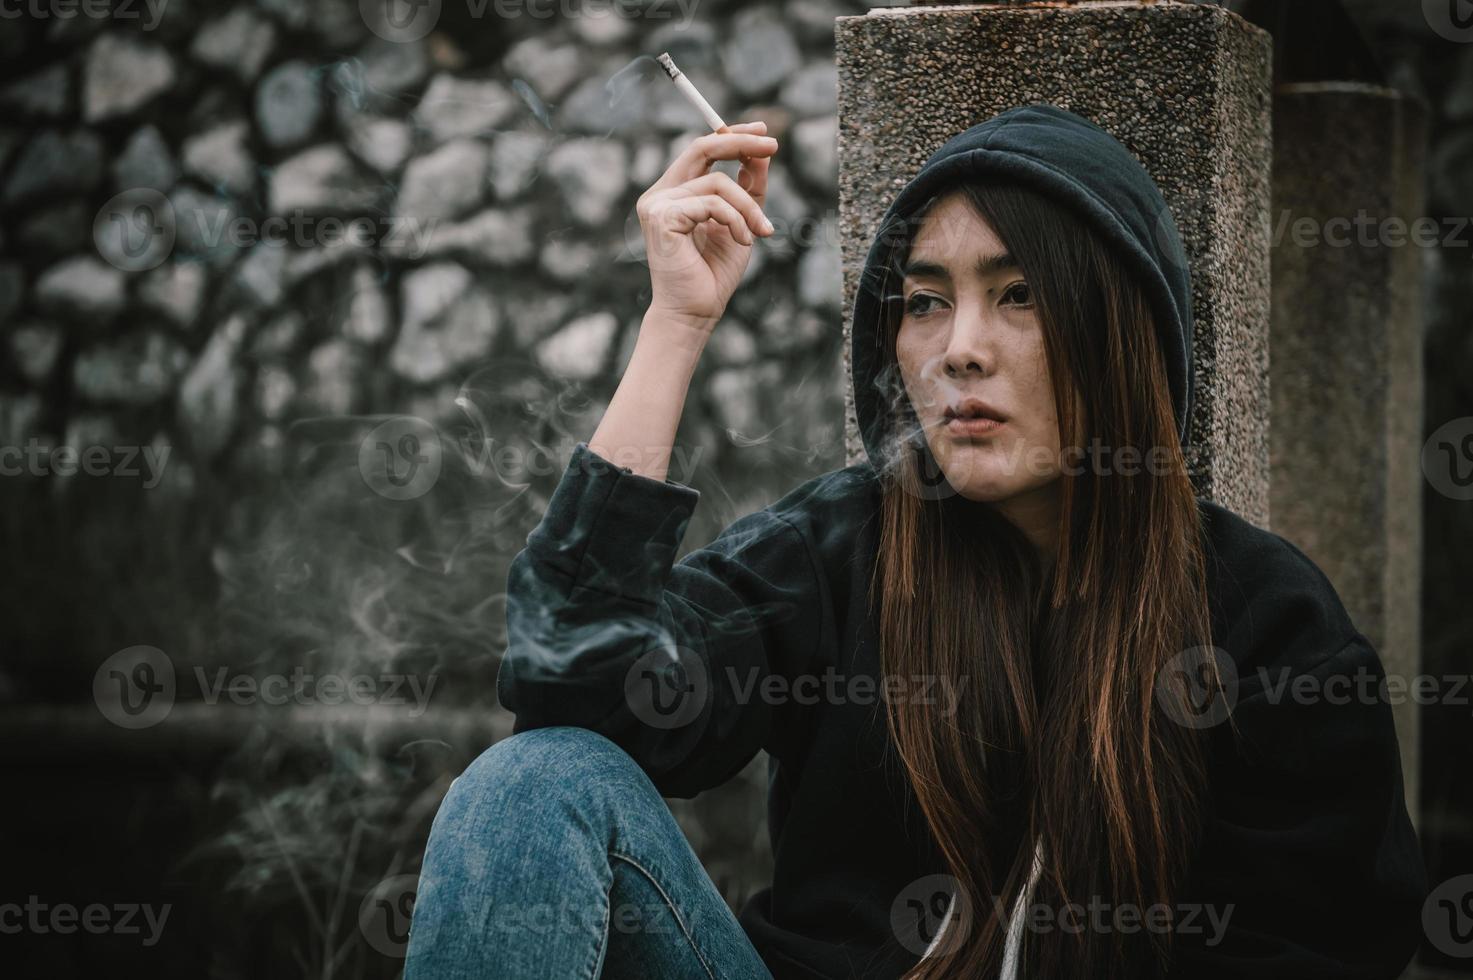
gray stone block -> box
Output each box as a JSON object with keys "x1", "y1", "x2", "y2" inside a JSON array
[{"x1": 1269, "y1": 84, "x2": 1427, "y2": 823}]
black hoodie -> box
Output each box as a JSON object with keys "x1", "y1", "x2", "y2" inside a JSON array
[{"x1": 497, "y1": 103, "x2": 1428, "y2": 978}]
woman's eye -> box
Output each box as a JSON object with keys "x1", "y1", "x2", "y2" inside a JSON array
[
  {"x1": 905, "y1": 293, "x2": 944, "y2": 317},
  {"x1": 1003, "y1": 282, "x2": 1034, "y2": 307}
]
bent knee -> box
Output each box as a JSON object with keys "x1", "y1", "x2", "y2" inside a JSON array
[{"x1": 439, "y1": 726, "x2": 655, "y2": 824}]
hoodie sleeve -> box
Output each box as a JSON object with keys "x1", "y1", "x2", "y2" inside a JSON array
[
  {"x1": 495, "y1": 441, "x2": 827, "y2": 799},
  {"x1": 1167, "y1": 632, "x2": 1428, "y2": 979}
]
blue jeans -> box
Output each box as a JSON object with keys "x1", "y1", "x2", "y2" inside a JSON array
[{"x1": 403, "y1": 725, "x2": 776, "y2": 980}]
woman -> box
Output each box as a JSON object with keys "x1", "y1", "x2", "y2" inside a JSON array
[{"x1": 403, "y1": 104, "x2": 1428, "y2": 979}]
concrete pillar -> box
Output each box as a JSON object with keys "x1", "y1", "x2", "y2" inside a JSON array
[
  {"x1": 836, "y1": 1, "x2": 1274, "y2": 522},
  {"x1": 1269, "y1": 84, "x2": 1427, "y2": 828}
]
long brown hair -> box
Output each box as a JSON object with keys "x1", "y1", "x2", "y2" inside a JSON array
[{"x1": 869, "y1": 181, "x2": 1224, "y2": 978}]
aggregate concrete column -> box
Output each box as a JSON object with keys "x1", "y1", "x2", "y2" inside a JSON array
[
  {"x1": 1269, "y1": 85, "x2": 1427, "y2": 827},
  {"x1": 835, "y1": 0, "x2": 1273, "y2": 522}
]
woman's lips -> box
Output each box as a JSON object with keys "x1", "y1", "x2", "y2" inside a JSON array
[{"x1": 945, "y1": 416, "x2": 1006, "y2": 436}]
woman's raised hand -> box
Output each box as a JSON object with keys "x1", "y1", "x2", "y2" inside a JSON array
[{"x1": 636, "y1": 121, "x2": 778, "y2": 336}]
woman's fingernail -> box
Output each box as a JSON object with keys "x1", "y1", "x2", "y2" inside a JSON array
[{"x1": 761, "y1": 216, "x2": 774, "y2": 233}]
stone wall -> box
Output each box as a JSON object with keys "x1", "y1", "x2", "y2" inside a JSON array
[
  {"x1": 0, "y1": 0, "x2": 856, "y2": 504},
  {"x1": 0, "y1": 0, "x2": 859, "y2": 971}
]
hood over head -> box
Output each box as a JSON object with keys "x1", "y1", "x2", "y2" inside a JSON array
[{"x1": 848, "y1": 102, "x2": 1195, "y2": 471}]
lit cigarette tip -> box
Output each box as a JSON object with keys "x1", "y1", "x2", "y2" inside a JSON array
[{"x1": 655, "y1": 51, "x2": 726, "y2": 132}]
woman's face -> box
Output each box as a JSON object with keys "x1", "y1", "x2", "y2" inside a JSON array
[{"x1": 894, "y1": 191, "x2": 1064, "y2": 515}]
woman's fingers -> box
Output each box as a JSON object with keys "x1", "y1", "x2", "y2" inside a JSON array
[
  {"x1": 736, "y1": 147, "x2": 769, "y2": 209},
  {"x1": 635, "y1": 120, "x2": 778, "y2": 253},
  {"x1": 652, "y1": 193, "x2": 755, "y2": 246},
  {"x1": 655, "y1": 129, "x2": 779, "y2": 191},
  {"x1": 724, "y1": 121, "x2": 769, "y2": 207},
  {"x1": 677, "y1": 171, "x2": 773, "y2": 238},
  {"x1": 718, "y1": 120, "x2": 766, "y2": 136}
]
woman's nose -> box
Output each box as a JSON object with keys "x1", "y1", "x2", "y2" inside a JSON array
[{"x1": 942, "y1": 311, "x2": 995, "y2": 377}]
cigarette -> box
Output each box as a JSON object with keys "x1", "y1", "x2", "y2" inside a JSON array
[{"x1": 656, "y1": 52, "x2": 727, "y2": 132}]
